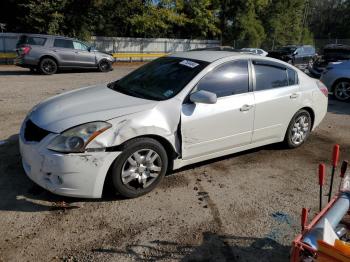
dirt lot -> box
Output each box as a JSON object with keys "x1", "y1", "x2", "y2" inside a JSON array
[{"x1": 0, "y1": 65, "x2": 350, "y2": 262}]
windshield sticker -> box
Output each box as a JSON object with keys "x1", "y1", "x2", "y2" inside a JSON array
[
  {"x1": 179, "y1": 60, "x2": 199, "y2": 68},
  {"x1": 163, "y1": 90, "x2": 174, "y2": 97}
]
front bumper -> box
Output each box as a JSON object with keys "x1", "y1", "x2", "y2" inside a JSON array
[{"x1": 19, "y1": 132, "x2": 121, "y2": 198}]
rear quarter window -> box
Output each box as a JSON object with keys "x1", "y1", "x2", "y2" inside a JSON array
[{"x1": 17, "y1": 36, "x2": 47, "y2": 47}]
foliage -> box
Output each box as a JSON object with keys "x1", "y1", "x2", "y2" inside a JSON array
[{"x1": 0, "y1": 0, "x2": 346, "y2": 49}]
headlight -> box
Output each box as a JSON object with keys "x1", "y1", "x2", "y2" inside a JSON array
[{"x1": 47, "y1": 121, "x2": 112, "y2": 153}]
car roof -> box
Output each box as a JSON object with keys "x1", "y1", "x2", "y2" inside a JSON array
[
  {"x1": 169, "y1": 51, "x2": 255, "y2": 62},
  {"x1": 19, "y1": 33, "x2": 75, "y2": 41}
]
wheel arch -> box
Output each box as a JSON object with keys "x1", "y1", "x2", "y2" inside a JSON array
[
  {"x1": 39, "y1": 55, "x2": 59, "y2": 67},
  {"x1": 102, "y1": 134, "x2": 178, "y2": 196},
  {"x1": 331, "y1": 77, "x2": 350, "y2": 92}
]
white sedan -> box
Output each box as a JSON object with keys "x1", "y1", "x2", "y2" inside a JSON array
[{"x1": 19, "y1": 51, "x2": 328, "y2": 198}]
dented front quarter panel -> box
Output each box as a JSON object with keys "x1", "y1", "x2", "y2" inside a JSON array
[{"x1": 87, "y1": 98, "x2": 183, "y2": 154}]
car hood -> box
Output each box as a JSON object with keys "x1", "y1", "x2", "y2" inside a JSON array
[{"x1": 29, "y1": 84, "x2": 158, "y2": 133}]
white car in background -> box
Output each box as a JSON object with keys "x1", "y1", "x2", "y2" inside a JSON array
[
  {"x1": 241, "y1": 48, "x2": 268, "y2": 56},
  {"x1": 19, "y1": 51, "x2": 328, "y2": 199},
  {"x1": 320, "y1": 60, "x2": 350, "y2": 101}
]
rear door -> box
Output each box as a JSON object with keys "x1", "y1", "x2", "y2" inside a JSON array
[
  {"x1": 73, "y1": 41, "x2": 96, "y2": 67},
  {"x1": 51, "y1": 38, "x2": 76, "y2": 67},
  {"x1": 252, "y1": 60, "x2": 301, "y2": 143},
  {"x1": 181, "y1": 59, "x2": 255, "y2": 159}
]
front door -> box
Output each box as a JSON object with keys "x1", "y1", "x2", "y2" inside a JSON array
[
  {"x1": 73, "y1": 41, "x2": 96, "y2": 67},
  {"x1": 181, "y1": 60, "x2": 255, "y2": 160}
]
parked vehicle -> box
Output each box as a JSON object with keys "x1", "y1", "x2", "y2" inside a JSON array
[
  {"x1": 15, "y1": 34, "x2": 116, "y2": 74},
  {"x1": 19, "y1": 51, "x2": 328, "y2": 198},
  {"x1": 308, "y1": 44, "x2": 350, "y2": 78},
  {"x1": 320, "y1": 60, "x2": 350, "y2": 101},
  {"x1": 268, "y1": 45, "x2": 316, "y2": 68},
  {"x1": 241, "y1": 48, "x2": 268, "y2": 56}
]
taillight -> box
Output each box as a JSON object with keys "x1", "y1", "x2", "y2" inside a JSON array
[
  {"x1": 20, "y1": 46, "x2": 31, "y2": 55},
  {"x1": 316, "y1": 80, "x2": 328, "y2": 97}
]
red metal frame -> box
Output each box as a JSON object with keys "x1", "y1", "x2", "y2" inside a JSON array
[{"x1": 290, "y1": 195, "x2": 340, "y2": 262}]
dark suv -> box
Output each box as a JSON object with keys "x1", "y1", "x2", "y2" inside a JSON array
[
  {"x1": 308, "y1": 44, "x2": 350, "y2": 77},
  {"x1": 15, "y1": 34, "x2": 115, "y2": 74},
  {"x1": 268, "y1": 45, "x2": 316, "y2": 68}
]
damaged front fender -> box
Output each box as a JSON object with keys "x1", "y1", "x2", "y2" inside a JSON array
[{"x1": 86, "y1": 99, "x2": 183, "y2": 157}]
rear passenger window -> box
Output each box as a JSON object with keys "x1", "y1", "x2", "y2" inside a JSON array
[
  {"x1": 254, "y1": 62, "x2": 288, "y2": 91},
  {"x1": 196, "y1": 60, "x2": 249, "y2": 97},
  {"x1": 287, "y1": 68, "x2": 298, "y2": 85},
  {"x1": 54, "y1": 39, "x2": 74, "y2": 49}
]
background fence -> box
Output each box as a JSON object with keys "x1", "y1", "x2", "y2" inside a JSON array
[
  {"x1": 1, "y1": 32, "x2": 350, "y2": 64},
  {"x1": 0, "y1": 33, "x2": 220, "y2": 63}
]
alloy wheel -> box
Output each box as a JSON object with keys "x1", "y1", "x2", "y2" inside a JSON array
[
  {"x1": 291, "y1": 115, "x2": 310, "y2": 145},
  {"x1": 42, "y1": 60, "x2": 56, "y2": 74},
  {"x1": 334, "y1": 81, "x2": 350, "y2": 101},
  {"x1": 121, "y1": 149, "x2": 162, "y2": 189}
]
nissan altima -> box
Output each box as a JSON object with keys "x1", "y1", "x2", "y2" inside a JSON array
[{"x1": 19, "y1": 51, "x2": 328, "y2": 198}]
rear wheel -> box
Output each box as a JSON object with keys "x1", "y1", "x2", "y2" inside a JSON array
[
  {"x1": 284, "y1": 109, "x2": 312, "y2": 148},
  {"x1": 111, "y1": 138, "x2": 168, "y2": 198},
  {"x1": 39, "y1": 58, "x2": 57, "y2": 75},
  {"x1": 333, "y1": 80, "x2": 350, "y2": 101}
]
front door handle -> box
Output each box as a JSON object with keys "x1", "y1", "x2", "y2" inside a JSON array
[
  {"x1": 290, "y1": 93, "x2": 300, "y2": 99},
  {"x1": 240, "y1": 104, "x2": 254, "y2": 112}
]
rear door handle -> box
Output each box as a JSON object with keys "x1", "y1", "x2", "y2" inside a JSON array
[
  {"x1": 240, "y1": 104, "x2": 254, "y2": 112},
  {"x1": 290, "y1": 93, "x2": 300, "y2": 99}
]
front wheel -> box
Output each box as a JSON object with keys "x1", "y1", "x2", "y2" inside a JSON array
[
  {"x1": 284, "y1": 109, "x2": 312, "y2": 148},
  {"x1": 333, "y1": 81, "x2": 350, "y2": 101},
  {"x1": 111, "y1": 138, "x2": 168, "y2": 198},
  {"x1": 98, "y1": 60, "x2": 112, "y2": 72}
]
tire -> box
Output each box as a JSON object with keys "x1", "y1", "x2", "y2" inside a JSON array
[
  {"x1": 111, "y1": 138, "x2": 168, "y2": 198},
  {"x1": 39, "y1": 58, "x2": 57, "y2": 75},
  {"x1": 284, "y1": 109, "x2": 312, "y2": 148},
  {"x1": 333, "y1": 80, "x2": 350, "y2": 101},
  {"x1": 98, "y1": 59, "x2": 112, "y2": 72}
]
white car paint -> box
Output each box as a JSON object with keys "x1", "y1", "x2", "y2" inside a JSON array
[
  {"x1": 19, "y1": 51, "x2": 328, "y2": 198},
  {"x1": 241, "y1": 48, "x2": 268, "y2": 56}
]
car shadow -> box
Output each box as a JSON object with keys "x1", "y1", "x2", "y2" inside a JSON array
[
  {"x1": 0, "y1": 135, "x2": 126, "y2": 213},
  {"x1": 91, "y1": 232, "x2": 290, "y2": 261},
  {"x1": 328, "y1": 97, "x2": 350, "y2": 115},
  {"x1": 0, "y1": 70, "x2": 35, "y2": 76},
  {"x1": 0, "y1": 68, "x2": 111, "y2": 76}
]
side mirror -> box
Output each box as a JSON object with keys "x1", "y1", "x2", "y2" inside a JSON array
[
  {"x1": 293, "y1": 51, "x2": 298, "y2": 56},
  {"x1": 190, "y1": 90, "x2": 217, "y2": 104},
  {"x1": 87, "y1": 46, "x2": 91, "y2": 52}
]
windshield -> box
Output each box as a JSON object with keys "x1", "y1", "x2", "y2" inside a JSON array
[{"x1": 109, "y1": 57, "x2": 208, "y2": 101}]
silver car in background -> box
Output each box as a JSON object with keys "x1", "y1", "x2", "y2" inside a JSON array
[
  {"x1": 19, "y1": 51, "x2": 328, "y2": 199},
  {"x1": 15, "y1": 34, "x2": 116, "y2": 74},
  {"x1": 320, "y1": 60, "x2": 350, "y2": 101}
]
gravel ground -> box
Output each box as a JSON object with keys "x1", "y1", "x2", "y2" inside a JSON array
[{"x1": 0, "y1": 65, "x2": 350, "y2": 262}]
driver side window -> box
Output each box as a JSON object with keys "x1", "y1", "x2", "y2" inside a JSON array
[
  {"x1": 196, "y1": 60, "x2": 249, "y2": 98},
  {"x1": 73, "y1": 41, "x2": 88, "y2": 51}
]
